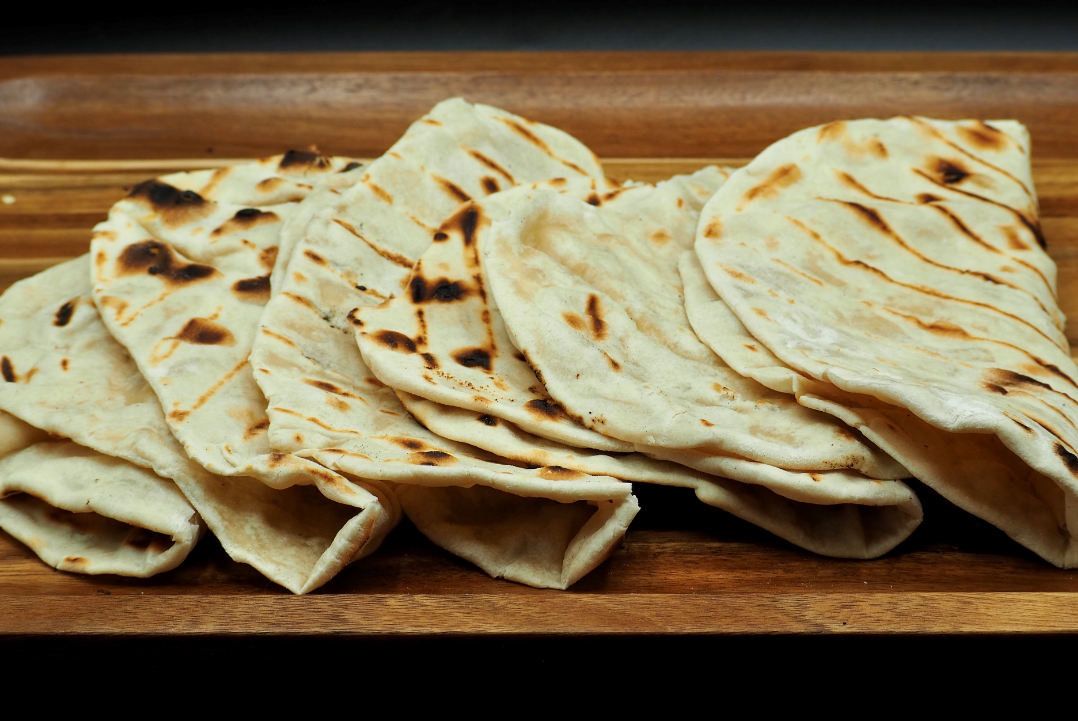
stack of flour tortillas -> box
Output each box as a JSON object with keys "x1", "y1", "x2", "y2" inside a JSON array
[{"x1": 1, "y1": 100, "x2": 1073, "y2": 594}]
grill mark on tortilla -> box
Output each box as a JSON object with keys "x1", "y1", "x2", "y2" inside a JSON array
[
  {"x1": 481, "y1": 177, "x2": 501, "y2": 195},
  {"x1": 803, "y1": 208, "x2": 1064, "y2": 350},
  {"x1": 601, "y1": 350, "x2": 622, "y2": 371},
  {"x1": 491, "y1": 116, "x2": 590, "y2": 175},
  {"x1": 737, "y1": 163, "x2": 802, "y2": 210},
  {"x1": 415, "y1": 308, "x2": 428, "y2": 347},
  {"x1": 1003, "y1": 412, "x2": 1036, "y2": 433},
  {"x1": 985, "y1": 367, "x2": 1078, "y2": 405},
  {"x1": 409, "y1": 275, "x2": 469, "y2": 303},
  {"x1": 421, "y1": 352, "x2": 439, "y2": 369},
  {"x1": 364, "y1": 179, "x2": 394, "y2": 204},
  {"x1": 913, "y1": 169, "x2": 1045, "y2": 249},
  {"x1": 466, "y1": 149, "x2": 516, "y2": 183},
  {"x1": 275, "y1": 407, "x2": 363, "y2": 435},
  {"x1": 1057, "y1": 443, "x2": 1078, "y2": 475},
  {"x1": 879, "y1": 306, "x2": 1078, "y2": 393},
  {"x1": 260, "y1": 327, "x2": 298, "y2": 348},
  {"x1": 585, "y1": 295, "x2": 607, "y2": 340},
  {"x1": 168, "y1": 358, "x2": 250, "y2": 422},
  {"x1": 332, "y1": 218, "x2": 414, "y2": 268},
  {"x1": 928, "y1": 204, "x2": 1058, "y2": 318},
  {"x1": 772, "y1": 258, "x2": 825, "y2": 287},
  {"x1": 1, "y1": 356, "x2": 14, "y2": 382},
  {"x1": 302, "y1": 378, "x2": 365, "y2": 401},
  {"x1": 833, "y1": 171, "x2": 908, "y2": 204},
  {"x1": 908, "y1": 117, "x2": 1035, "y2": 201},
  {"x1": 443, "y1": 203, "x2": 483, "y2": 248},
  {"x1": 431, "y1": 174, "x2": 471, "y2": 204},
  {"x1": 281, "y1": 291, "x2": 320, "y2": 314},
  {"x1": 54, "y1": 300, "x2": 76, "y2": 327}
]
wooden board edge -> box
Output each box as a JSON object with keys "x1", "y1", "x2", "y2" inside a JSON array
[{"x1": 4, "y1": 592, "x2": 1078, "y2": 636}]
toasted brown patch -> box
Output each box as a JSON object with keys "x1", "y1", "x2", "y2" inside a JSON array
[
  {"x1": 602, "y1": 351, "x2": 621, "y2": 371},
  {"x1": 303, "y1": 249, "x2": 327, "y2": 265},
  {"x1": 1, "y1": 356, "x2": 14, "y2": 382},
  {"x1": 934, "y1": 158, "x2": 970, "y2": 185},
  {"x1": 408, "y1": 450, "x2": 457, "y2": 466},
  {"x1": 127, "y1": 180, "x2": 212, "y2": 227},
  {"x1": 481, "y1": 177, "x2": 500, "y2": 195},
  {"x1": 739, "y1": 163, "x2": 802, "y2": 209},
  {"x1": 302, "y1": 378, "x2": 359, "y2": 398},
  {"x1": 817, "y1": 121, "x2": 848, "y2": 142},
  {"x1": 62, "y1": 556, "x2": 89, "y2": 568},
  {"x1": 539, "y1": 465, "x2": 585, "y2": 480},
  {"x1": 1001, "y1": 225, "x2": 1030, "y2": 251},
  {"x1": 54, "y1": 300, "x2": 76, "y2": 327},
  {"x1": 957, "y1": 122, "x2": 1010, "y2": 152},
  {"x1": 453, "y1": 347, "x2": 492, "y2": 371},
  {"x1": 702, "y1": 219, "x2": 723, "y2": 239},
  {"x1": 117, "y1": 240, "x2": 218, "y2": 286},
  {"x1": 174, "y1": 318, "x2": 235, "y2": 346},
  {"x1": 60, "y1": 358, "x2": 69, "y2": 371},
  {"x1": 232, "y1": 275, "x2": 271, "y2": 302},
  {"x1": 743, "y1": 344, "x2": 759, "y2": 352},
  {"x1": 372, "y1": 330, "x2": 417, "y2": 353},
  {"x1": 700, "y1": 419, "x2": 714, "y2": 427},
  {"x1": 917, "y1": 193, "x2": 942, "y2": 204},
  {"x1": 389, "y1": 437, "x2": 426, "y2": 451},
  {"x1": 244, "y1": 418, "x2": 270, "y2": 440},
  {"x1": 169, "y1": 409, "x2": 190, "y2": 423},
  {"x1": 984, "y1": 367, "x2": 1055, "y2": 393},
  {"x1": 421, "y1": 352, "x2": 439, "y2": 369},
  {"x1": 259, "y1": 246, "x2": 278, "y2": 271},
  {"x1": 562, "y1": 312, "x2": 586, "y2": 331}
]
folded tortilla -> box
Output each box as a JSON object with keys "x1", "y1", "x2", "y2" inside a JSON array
[
  {"x1": 693, "y1": 117, "x2": 1078, "y2": 567},
  {"x1": 248, "y1": 98, "x2": 639, "y2": 588}
]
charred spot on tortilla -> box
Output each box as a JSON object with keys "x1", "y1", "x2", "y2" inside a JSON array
[
  {"x1": 586, "y1": 193, "x2": 601, "y2": 206},
  {"x1": 278, "y1": 149, "x2": 330, "y2": 170},
  {"x1": 1, "y1": 356, "x2": 14, "y2": 382},
  {"x1": 525, "y1": 398, "x2": 568, "y2": 420},
  {"x1": 433, "y1": 231, "x2": 449, "y2": 242},
  {"x1": 174, "y1": 317, "x2": 235, "y2": 346},
  {"x1": 341, "y1": 161, "x2": 362, "y2": 172},
  {"x1": 935, "y1": 158, "x2": 970, "y2": 185},
  {"x1": 478, "y1": 414, "x2": 498, "y2": 426},
  {"x1": 539, "y1": 465, "x2": 585, "y2": 480},
  {"x1": 390, "y1": 437, "x2": 426, "y2": 451},
  {"x1": 374, "y1": 330, "x2": 417, "y2": 353},
  {"x1": 444, "y1": 204, "x2": 482, "y2": 246},
  {"x1": 453, "y1": 347, "x2": 492, "y2": 371},
  {"x1": 54, "y1": 300, "x2": 76, "y2": 327},
  {"x1": 233, "y1": 275, "x2": 271, "y2": 301},
  {"x1": 346, "y1": 309, "x2": 364, "y2": 327},
  {"x1": 917, "y1": 193, "x2": 942, "y2": 204},
  {"x1": 985, "y1": 367, "x2": 1055, "y2": 392},
  {"x1": 482, "y1": 177, "x2": 501, "y2": 195},
  {"x1": 410, "y1": 276, "x2": 469, "y2": 303},
  {"x1": 409, "y1": 450, "x2": 456, "y2": 466},
  {"x1": 117, "y1": 240, "x2": 218, "y2": 285},
  {"x1": 1056, "y1": 443, "x2": 1078, "y2": 475},
  {"x1": 585, "y1": 294, "x2": 607, "y2": 340},
  {"x1": 421, "y1": 352, "x2": 439, "y2": 369}
]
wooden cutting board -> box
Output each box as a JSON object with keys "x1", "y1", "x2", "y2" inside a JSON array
[{"x1": 3, "y1": 52, "x2": 1078, "y2": 636}]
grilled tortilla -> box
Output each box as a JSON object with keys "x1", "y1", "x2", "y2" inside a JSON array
[{"x1": 694, "y1": 117, "x2": 1078, "y2": 567}]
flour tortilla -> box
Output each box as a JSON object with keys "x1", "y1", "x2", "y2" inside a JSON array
[
  {"x1": 362, "y1": 169, "x2": 919, "y2": 556},
  {"x1": 249, "y1": 100, "x2": 638, "y2": 588},
  {"x1": 481, "y1": 178, "x2": 905, "y2": 475},
  {"x1": 1, "y1": 256, "x2": 394, "y2": 592},
  {"x1": 694, "y1": 117, "x2": 1078, "y2": 567},
  {"x1": 0, "y1": 433, "x2": 203, "y2": 577}
]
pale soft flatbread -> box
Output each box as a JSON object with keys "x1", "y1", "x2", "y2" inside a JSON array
[
  {"x1": 361, "y1": 170, "x2": 919, "y2": 557},
  {"x1": 694, "y1": 117, "x2": 1078, "y2": 567},
  {"x1": 0, "y1": 434, "x2": 203, "y2": 578},
  {"x1": 249, "y1": 99, "x2": 639, "y2": 588}
]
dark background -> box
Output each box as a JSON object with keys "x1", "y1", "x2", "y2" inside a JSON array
[{"x1": 3, "y1": 0, "x2": 1077, "y2": 55}]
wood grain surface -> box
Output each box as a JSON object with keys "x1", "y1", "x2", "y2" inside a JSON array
[{"x1": 3, "y1": 52, "x2": 1078, "y2": 636}]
